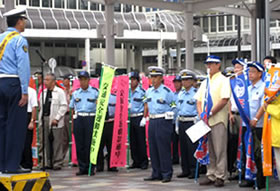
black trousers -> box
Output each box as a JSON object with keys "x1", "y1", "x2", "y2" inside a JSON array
[
  {"x1": 129, "y1": 116, "x2": 148, "y2": 168},
  {"x1": 73, "y1": 116, "x2": 95, "y2": 173},
  {"x1": 178, "y1": 121, "x2": 197, "y2": 175},
  {"x1": 172, "y1": 124, "x2": 179, "y2": 163},
  {"x1": 0, "y1": 78, "x2": 27, "y2": 172},
  {"x1": 242, "y1": 126, "x2": 265, "y2": 187},
  {"x1": 21, "y1": 113, "x2": 33, "y2": 169},
  {"x1": 97, "y1": 121, "x2": 114, "y2": 170}
]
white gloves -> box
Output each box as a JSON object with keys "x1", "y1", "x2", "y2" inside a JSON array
[
  {"x1": 140, "y1": 117, "x2": 146, "y2": 127},
  {"x1": 175, "y1": 117, "x2": 179, "y2": 135}
]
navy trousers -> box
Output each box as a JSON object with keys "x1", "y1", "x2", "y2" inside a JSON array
[
  {"x1": 149, "y1": 118, "x2": 173, "y2": 179},
  {"x1": 0, "y1": 78, "x2": 27, "y2": 172},
  {"x1": 179, "y1": 121, "x2": 198, "y2": 175},
  {"x1": 130, "y1": 116, "x2": 148, "y2": 168},
  {"x1": 73, "y1": 116, "x2": 95, "y2": 173}
]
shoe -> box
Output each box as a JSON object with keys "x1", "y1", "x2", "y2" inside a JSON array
[
  {"x1": 108, "y1": 167, "x2": 118, "y2": 172},
  {"x1": 188, "y1": 174, "x2": 196, "y2": 179},
  {"x1": 253, "y1": 183, "x2": 265, "y2": 190},
  {"x1": 144, "y1": 176, "x2": 162, "y2": 181},
  {"x1": 177, "y1": 173, "x2": 190, "y2": 178},
  {"x1": 239, "y1": 181, "x2": 254, "y2": 187},
  {"x1": 161, "y1": 178, "x2": 171, "y2": 183},
  {"x1": 199, "y1": 177, "x2": 215, "y2": 186},
  {"x1": 214, "y1": 178, "x2": 224, "y2": 187},
  {"x1": 140, "y1": 165, "x2": 148, "y2": 170},
  {"x1": 172, "y1": 160, "x2": 179, "y2": 165},
  {"x1": 76, "y1": 171, "x2": 87, "y2": 176},
  {"x1": 3, "y1": 166, "x2": 31, "y2": 174},
  {"x1": 40, "y1": 166, "x2": 52, "y2": 170},
  {"x1": 53, "y1": 167, "x2": 61, "y2": 171},
  {"x1": 228, "y1": 175, "x2": 239, "y2": 181},
  {"x1": 128, "y1": 165, "x2": 138, "y2": 169}
]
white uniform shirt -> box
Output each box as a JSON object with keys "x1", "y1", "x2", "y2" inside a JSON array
[{"x1": 27, "y1": 87, "x2": 38, "y2": 112}]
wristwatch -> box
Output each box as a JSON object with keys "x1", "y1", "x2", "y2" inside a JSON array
[{"x1": 253, "y1": 117, "x2": 258, "y2": 122}]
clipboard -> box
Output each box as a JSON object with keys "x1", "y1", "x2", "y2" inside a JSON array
[{"x1": 185, "y1": 120, "x2": 211, "y2": 143}]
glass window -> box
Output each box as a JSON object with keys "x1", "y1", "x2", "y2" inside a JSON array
[
  {"x1": 146, "y1": 8, "x2": 151, "y2": 12},
  {"x1": 55, "y1": 0, "x2": 64, "y2": 8},
  {"x1": 79, "y1": 0, "x2": 88, "y2": 10},
  {"x1": 270, "y1": 19, "x2": 277, "y2": 27},
  {"x1": 30, "y1": 0, "x2": 39, "y2": 6},
  {"x1": 243, "y1": 17, "x2": 250, "y2": 29},
  {"x1": 124, "y1": 5, "x2": 132, "y2": 12},
  {"x1": 101, "y1": 4, "x2": 105, "y2": 11},
  {"x1": 202, "y1": 17, "x2": 208, "y2": 33},
  {"x1": 42, "y1": 0, "x2": 52, "y2": 7},
  {"x1": 218, "y1": 15, "x2": 224, "y2": 32},
  {"x1": 67, "y1": 0, "x2": 76, "y2": 9},
  {"x1": 114, "y1": 3, "x2": 121, "y2": 12},
  {"x1": 90, "y1": 3, "x2": 98, "y2": 10},
  {"x1": 210, "y1": 16, "x2": 216, "y2": 32},
  {"x1": 226, "y1": 15, "x2": 233, "y2": 31},
  {"x1": 235, "y1": 15, "x2": 238, "y2": 30}
]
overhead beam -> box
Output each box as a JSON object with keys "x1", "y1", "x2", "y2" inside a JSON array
[
  {"x1": 210, "y1": 7, "x2": 250, "y2": 17},
  {"x1": 270, "y1": 0, "x2": 280, "y2": 9},
  {"x1": 193, "y1": 0, "x2": 242, "y2": 12}
]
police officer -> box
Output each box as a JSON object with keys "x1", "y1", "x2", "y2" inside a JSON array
[
  {"x1": 143, "y1": 66, "x2": 175, "y2": 183},
  {"x1": 97, "y1": 93, "x2": 118, "y2": 172},
  {"x1": 0, "y1": 8, "x2": 30, "y2": 174},
  {"x1": 172, "y1": 76, "x2": 182, "y2": 165},
  {"x1": 129, "y1": 71, "x2": 148, "y2": 170},
  {"x1": 69, "y1": 71, "x2": 98, "y2": 176},
  {"x1": 176, "y1": 70, "x2": 198, "y2": 179}
]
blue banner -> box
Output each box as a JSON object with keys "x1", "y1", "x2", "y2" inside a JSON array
[{"x1": 230, "y1": 72, "x2": 257, "y2": 181}]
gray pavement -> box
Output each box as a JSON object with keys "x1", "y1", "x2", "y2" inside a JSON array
[{"x1": 45, "y1": 164, "x2": 280, "y2": 191}]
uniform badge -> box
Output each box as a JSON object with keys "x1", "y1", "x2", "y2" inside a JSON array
[
  {"x1": 75, "y1": 98, "x2": 81, "y2": 102},
  {"x1": 22, "y1": 45, "x2": 28, "y2": 53}
]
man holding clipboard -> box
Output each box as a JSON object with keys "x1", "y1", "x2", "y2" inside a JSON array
[{"x1": 195, "y1": 56, "x2": 231, "y2": 187}]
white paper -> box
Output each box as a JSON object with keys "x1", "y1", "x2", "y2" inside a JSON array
[{"x1": 185, "y1": 120, "x2": 211, "y2": 143}]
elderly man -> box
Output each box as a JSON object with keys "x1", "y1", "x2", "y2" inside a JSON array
[
  {"x1": 143, "y1": 66, "x2": 175, "y2": 183},
  {"x1": 39, "y1": 73, "x2": 67, "y2": 170},
  {"x1": 0, "y1": 8, "x2": 30, "y2": 174},
  {"x1": 195, "y1": 55, "x2": 231, "y2": 187}
]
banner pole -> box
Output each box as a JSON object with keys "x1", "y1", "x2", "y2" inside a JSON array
[
  {"x1": 68, "y1": 77, "x2": 73, "y2": 167},
  {"x1": 126, "y1": 75, "x2": 131, "y2": 168},
  {"x1": 35, "y1": 76, "x2": 40, "y2": 166}
]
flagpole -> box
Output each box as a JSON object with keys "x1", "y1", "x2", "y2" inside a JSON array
[
  {"x1": 195, "y1": 161, "x2": 199, "y2": 183},
  {"x1": 35, "y1": 76, "x2": 40, "y2": 166},
  {"x1": 68, "y1": 77, "x2": 73, "y2": 167}
]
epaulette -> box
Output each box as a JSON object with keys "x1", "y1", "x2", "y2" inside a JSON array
[
  {"x1": 111, "y1": 93, "x2": 117, "y2": 96},
  {"x1": 163, "y1": 86, "x2": 171, "y2": 93},
  {"x1": 91, "y1": 86, "x2": 99, "y2": 92},
  {"x1": 139, "y1": 87, "x2": 145, "y2": 93},
  {"x1": 194, "y1": 88, "x2": 197, "y2": 92}
]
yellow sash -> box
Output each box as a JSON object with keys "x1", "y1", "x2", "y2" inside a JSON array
[{"x1": 0, "y1": 31, "x2": 20, "y2": 60}]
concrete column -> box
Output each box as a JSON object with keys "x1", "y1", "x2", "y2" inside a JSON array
[
  {"x1": 265, "y1": 0, "x2": 270, "y2": 56},
  {"x1": 184, "y1": 5, "x2": 194, "y2": 69},
  {"x1": 157, "y1": 38, "x2": 163, "y2": 68},
  {"x1": 167, "y1": 47, "x2": 172, "y2": 69},
  {"x1": 126, "y1": 43, "x2": 132, "y2": 72},
  {"x1": 0, "y1": 0, "x2": 15, "y2": 32},
  {"x1": 85, "y1": 38, "x2": 90, "y2": 73},
  {"x1": 176, "y1": 43, "x2": 181, "y2": 69},
  {"x1": 105, "y1": 2, "x2": 115, "y2": 66},
  {"x1": 251, "y1": 16, "x2": 257, "y2": 61},
  {"x1": 135, "y1": 46, "x2": 143, "y2": 72}
]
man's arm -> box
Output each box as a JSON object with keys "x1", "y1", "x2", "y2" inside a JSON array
[{"x1": 211, "y1": 98, "x2": 229, "y2": 116}]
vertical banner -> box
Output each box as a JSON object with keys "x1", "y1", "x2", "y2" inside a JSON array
[
  {"x1": 141, "y1": 76, "x2": 150, "y2": 90},
  {"x1": 163, "y1": 76, "x2": 176, "y2": 92},
  {"x1": 110, "y1": 76, "x2": 129, "y2": 167},
  {"x1": 90, "y1": 65, "x2": 115, "y2": 164}
]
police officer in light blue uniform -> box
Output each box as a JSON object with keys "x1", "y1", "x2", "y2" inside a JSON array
[
  {"x1": 0, "y1": 8, "x2": 31, "y2": 174},
  {"x1": 172, "y1": 76, "x2": 182, "y2": 165},
  {"x1": 143, "y1": 66, "x2": 175, "y2": 183},
  {"x1": 97, "y1": 93, "x2": 118, "y2": 172},
  {"x1": 176, "y1": 70, "x2": 198, "y2": 179},
  {"x1": 69, "y1": 71, "x2": 98, "y2": 176},
  {"x1": 129, "y1": 71, "x2": 148, "y2": 170}
]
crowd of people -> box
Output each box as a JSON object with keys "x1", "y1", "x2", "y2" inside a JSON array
[{"x1": 0, "y1": 7, "x2": 279, "y2": 191}]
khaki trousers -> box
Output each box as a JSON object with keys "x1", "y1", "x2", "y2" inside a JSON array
[{"x1": 207, "y1": 122, "x2": 228, "y2": 181}]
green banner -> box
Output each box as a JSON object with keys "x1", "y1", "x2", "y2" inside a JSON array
[{"x1": 90, "y1": 65, "x2": 115, "y2": 164}]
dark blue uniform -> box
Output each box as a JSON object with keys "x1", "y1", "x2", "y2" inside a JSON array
[
  {"x1": 0, "y1": 27, "x2": 30, "y2": 172},
  {"x1": 145, "y1": 84, "x2": 175, "y2": 180},
  {"x1": 69, "y1": 86, "x2": 99, "y2": 174},
  {"x1": 130, "y1": 85, "x2": 148, "y2": 169}
]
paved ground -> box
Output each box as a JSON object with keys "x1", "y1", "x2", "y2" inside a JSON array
[{"x1": 43, "y1": 164, "x2": 280, "y2": 191}]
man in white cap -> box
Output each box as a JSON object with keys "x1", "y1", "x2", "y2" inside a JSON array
[
  {"x1": 0, "y1": 8, "x2": 30, "y2": 174},
  {"x1": 143, "y1": 66, "x2": 175, "y2": 183}
]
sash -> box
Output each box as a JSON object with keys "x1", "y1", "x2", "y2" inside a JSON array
[{"x1": 0, "y1": 31, "x2": 20, "y2": 60}]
